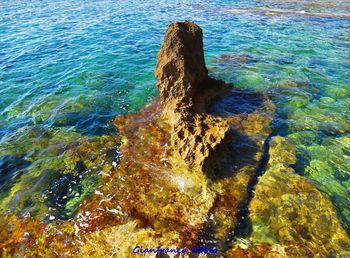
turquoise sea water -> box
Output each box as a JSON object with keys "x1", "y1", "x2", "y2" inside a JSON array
[{"x1": 1, "y1": 0, "x2": 350, "y2": 232}]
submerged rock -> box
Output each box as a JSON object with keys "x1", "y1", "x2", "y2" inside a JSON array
[
  {"x1": 248, "y1": 136, "x2": 350, "y2": 257},
  {"x1": 301, "y1": 136, "x2": 350, "y2": 234},
  {"x1": 0, "y1": 126, "x2": 118, "y2": 221},
  {"x1": 212, "y1": 53, "x2": 259, "y2": 65}
]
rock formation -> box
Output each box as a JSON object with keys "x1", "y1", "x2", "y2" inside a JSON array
[
  {"x1": 155, "y1": 21, "x2": 231, "y2": 171},
  {"x1": 155, "y1": 21, "x2": 208, "y2": 106}
]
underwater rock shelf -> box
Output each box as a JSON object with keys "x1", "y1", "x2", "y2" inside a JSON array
[{"x1": 0, "y1": 21, "x2": 350, "y2": 257}]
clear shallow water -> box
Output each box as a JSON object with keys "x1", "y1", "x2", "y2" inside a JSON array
[{"x1": 0, "y1": 0, "x2": 350, "y2": 232}]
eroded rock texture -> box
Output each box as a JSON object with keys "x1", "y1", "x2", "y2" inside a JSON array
[
  {"x1": 155, "y1": 21, "x2": 230, "y2": 171},
  {"x1": 155, "y1": 21, "x2": 208, "y2": 105}
]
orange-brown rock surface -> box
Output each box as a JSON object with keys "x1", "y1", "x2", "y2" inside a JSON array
[{"x1": 155, "y1": 21, "x2": 231, "y2": 171}]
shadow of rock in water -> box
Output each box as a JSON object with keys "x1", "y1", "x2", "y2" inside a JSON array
[
  {"x1": 195, "y1": 88, "x2": 275, "y2": 251},
  {"x1": 203, "y1": 89, "x2": 266, "y2": 181},
  {"x1": 207, "y1": 89, "x2": 265, "y2": 116},
  {"x1": 203, "y1": 128, "x2": 259, "y2": 181}
]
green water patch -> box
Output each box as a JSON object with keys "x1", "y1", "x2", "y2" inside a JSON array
[
  {"x1": 269, "y1": 84, "x2": 350, "y2": 233},
  {"x1": 266, "y1": 78, "x2": 350, "y2": 232},
  {"x1": 290, "y1": 134, "x2": 350, "y2": 232}
]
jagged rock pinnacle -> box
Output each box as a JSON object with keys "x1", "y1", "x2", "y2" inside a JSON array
[
  {"x1": 155, "y1": 21, "x2": 208, "y2": 105},
  {"x1": 155, "y1": 21, "x2": 230, "y2": 171}
]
